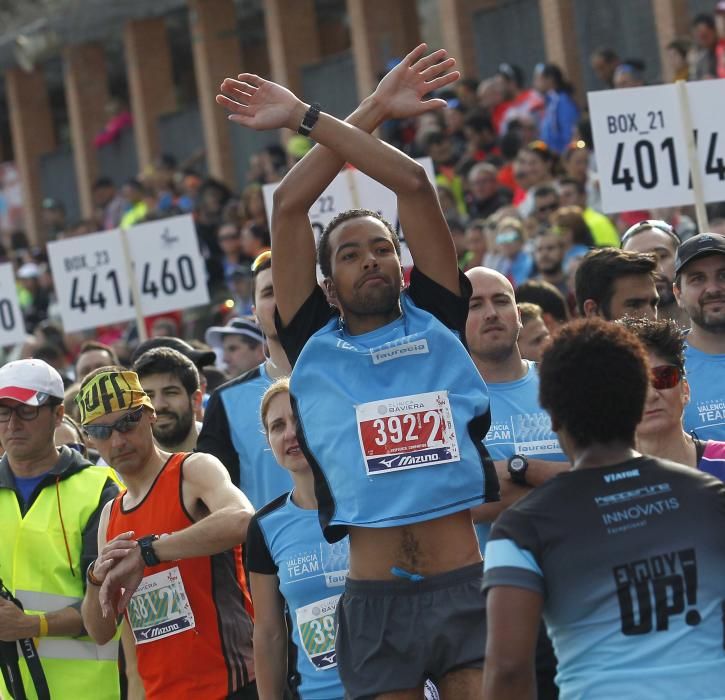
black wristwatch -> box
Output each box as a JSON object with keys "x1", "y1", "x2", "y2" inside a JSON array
[
  {"x1": 138, "y1": 535, "x2": 161, "y2": 567},
  {"x1": 507, "y1": 454, "x2": 529, "y2": 485},
  {"x1": 298, "y1": 102, "x2": 321, "y2": 136}
]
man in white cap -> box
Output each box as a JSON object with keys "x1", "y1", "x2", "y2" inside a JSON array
[
  {"x1": 204, "y1": 315, "x2": 265, "y2": 378},
  {"x1": 0, "y1": 359, "x2": 120, "y2": 699}
]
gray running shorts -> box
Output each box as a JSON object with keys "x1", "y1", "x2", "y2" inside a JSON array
[{"x1": 335, "y1": 562, "x2": 486, "y2": 700}]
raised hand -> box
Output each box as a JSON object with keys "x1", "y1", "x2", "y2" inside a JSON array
[
  {"x1": 216, "y1": 74, "x2": 306, "y2": 132},
  {"x1": 372, "y1": 43, "x2": 460, "y2": 121}
]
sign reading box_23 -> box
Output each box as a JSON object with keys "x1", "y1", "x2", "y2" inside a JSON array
[
  {"x1": 0, "y1": 261, "x2": 26, "y2": 347},
  {"x1": 48, "y1": 215, "x2": 209, "y2": 333},
  {"x1": 588, "y1": 80, "x2": 725, "y2": 214},
  {"x1": 48, "y1": 230, "x2": 134, "y2": 333}
]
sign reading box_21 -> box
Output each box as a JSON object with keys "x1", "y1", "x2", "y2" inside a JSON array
[
  {"x1": 0, "y1": 262, "x2": 26, "y2": 347},
  {"x1": 48, "y1": 215, "x2": 209, "y2": 333},
  {"x1": 588, "y1": 80, "x2": 725, "y2": 214}
]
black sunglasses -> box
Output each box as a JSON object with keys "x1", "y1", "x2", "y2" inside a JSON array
[{"x1": 83, "y1": 407, "x2": 144, "y2": 441}]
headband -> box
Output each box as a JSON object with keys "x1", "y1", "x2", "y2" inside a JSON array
[{"x1": 76, "y1": 370, "x2": 154, "y2": 425}]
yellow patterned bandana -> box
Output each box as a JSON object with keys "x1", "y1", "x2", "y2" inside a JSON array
[{"x1": 76, "y1": 370, "x2": 155, "y2": 425}]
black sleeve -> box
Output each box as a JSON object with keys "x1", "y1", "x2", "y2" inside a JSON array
[
  {"x1": 196, "y1": 388, "x2": 240, "y2": 488},
  {"x1": 80, "y1": 477, "x2": 120, "y2": 597},
  {"x1": 245, "y1": 515, "x2": 278, "y2": 575},
  {"x1": 275, "y1": 285, "x2": 336, "y2": 368},
  {"x1": 406, "y1": 267, "x2": 472, "y2": 338}
]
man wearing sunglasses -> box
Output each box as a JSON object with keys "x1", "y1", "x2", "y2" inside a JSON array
[
  {"x1": 674, "y1": 232, "x2": 725, "y2": 442},
  {"x1": 77, "y1": 367, "x2": 257, "y2": 698},
  {"x1": 622, "y1": 219, "x2": 688, "y2": 326},
  {"x1": 0, "y1": 359, "x2": 120, "y2": 699}
]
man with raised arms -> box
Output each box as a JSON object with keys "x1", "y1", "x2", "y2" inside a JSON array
[{"x1": 218, "y1": 45, "x2": 499, "y2": 699}]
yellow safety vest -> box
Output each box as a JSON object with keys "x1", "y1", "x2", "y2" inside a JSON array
[{"x1": 0, "y1": 466, "x2": 120, "y2": 699}]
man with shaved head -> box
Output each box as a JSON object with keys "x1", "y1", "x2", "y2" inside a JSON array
[{"x1": 465, "y1": 266, "x2": 566, "y2": 698}]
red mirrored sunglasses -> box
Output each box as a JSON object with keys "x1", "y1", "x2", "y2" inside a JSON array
[{"x1": 651, "y1": 365, "x2": 682, "y2": 391}]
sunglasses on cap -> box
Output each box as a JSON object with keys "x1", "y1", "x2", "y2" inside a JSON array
[
  {"x1": 621, "y1": 220, "x2": 680, "y2": 248},
  {"x1": 251, "y1": 249, "x2": 271, "y2": 273},
  {"x1": 83, "y1": 407, "x2": 144, "y2": 441},
  {"x1": 651, "y1": 365, "x2": 682, "y2": 391}
]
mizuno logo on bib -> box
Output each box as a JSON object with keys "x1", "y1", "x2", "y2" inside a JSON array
[
  {"x1": 356, "y1": 390, "x2": 460, "y2": 475},
  {"x1": 127, "y1": 567, "x2": 196, "y2": 645}
]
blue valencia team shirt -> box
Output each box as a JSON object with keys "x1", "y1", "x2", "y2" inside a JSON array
[
  {"x1": 476, "y1": 361, "x2": 567, "y2": 547},
  {"x1": 483, "y1": 457, "x2": 725, "y2": 700},
  {"x1": 484, "y1": 361, "x2": 565, "y2": 462},
  {"x1": 197, "y1": 362, "x2": 292, "y2": 509},
  {"x1": 683, "y1": 345, "x2": 725, "y2": 442},
  {"x1": 247, "y1": 493, "x2": 349, "y2": 700}
]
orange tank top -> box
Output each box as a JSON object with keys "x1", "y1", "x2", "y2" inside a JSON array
[{"x1": 107, "y1": 453, "x2": 254, "y2": 699}]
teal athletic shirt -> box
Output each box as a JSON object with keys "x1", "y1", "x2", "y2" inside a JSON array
[
  {"x1": 483, "y1": 456, "x2": 725, "y2": 699},
  {"x1": 278, "y1": 268, "x2": 499, "y2": 542},
  {"x1": 247, "y1": 492, "x2": 349, "y2": 700},
  {"x1": 476, "y1": 361, "x2": 567, "y2": 547},
  {"x1": 683, "y1": 344, "x2": 725, "y2": 442},
  {"x1": 197, "y1": 362, "x2": 292, "y2": 509}
]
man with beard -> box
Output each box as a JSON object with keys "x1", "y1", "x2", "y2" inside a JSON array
[
  {"x1": 674, "y1": 233, "x2": 725, "y2": 441},
  {"x1": 622, "y1": 219, "x2": 688, "y2": 326},
  {"x1": 464, "y1": 267, "x2": 564, "y2": 700},
  {"x1": 218, "y1": 45, "x2": 498, "y2": 698},
  {"x1": 532, "y1": 230, "x2": 567, "y2": 296},
  {"x1": 133, "y1": 348, "x2": 201, "y2": 452}
]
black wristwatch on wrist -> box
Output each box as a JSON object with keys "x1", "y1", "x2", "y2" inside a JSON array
[
  {"x1": 137, "y1": 535, "x2": 161, "y2": 567},
  {"x1": 507, "y1": 454, "x2": 529, "y2": 485},
  {"x1": 298, "y1": 102, "x2": 321, "y2": 136}
]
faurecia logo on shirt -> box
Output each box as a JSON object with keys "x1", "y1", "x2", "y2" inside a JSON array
[
  {"x1": 370, "y1": 338, "x2": 429, "y2": 365},
  {"x1": 604, "y1": 469, "x2": 640, "y2": 483}
]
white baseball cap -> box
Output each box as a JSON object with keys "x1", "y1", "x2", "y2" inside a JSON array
[{"x1": 0, "y1": 359, "x2": 65, "y2": 406}]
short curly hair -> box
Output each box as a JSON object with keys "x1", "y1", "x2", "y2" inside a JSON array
[
  {"x1": 539, "y1": 318, "x2": 649, "y2": 447},
  {"x1": 317, "y1": 208, "x2": 401, "y2": 279},
  {"x1": 619, "y1": 317, "x2": 686, "y2": 372}
]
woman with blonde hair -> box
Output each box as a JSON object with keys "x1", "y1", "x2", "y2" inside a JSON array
[{"x1": 246, "y1": 378, "x2": 349, "y2": 699}]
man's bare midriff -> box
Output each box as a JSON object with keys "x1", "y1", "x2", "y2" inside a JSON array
[{"x1": 347, "y1": 509, "x2": 482, "y2": 580}]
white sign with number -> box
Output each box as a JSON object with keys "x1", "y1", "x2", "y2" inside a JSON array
[
  {"x1": 0, "y1": 262, "x2": 26, "y2": 347},
  {"x1": 588, "y1": 80, "x2": 725, "y2": 213},
  {"x1": 48, "y1": 230, "x2": 134, "y2": 333},
  {"x1": 125, "y1": 215, "x2": 209, "y2": 317},
  {"x1": 262, "y1": 157, "x2": 436, "y2": 267},
  {"x1": 48, "y1": 215, "x2": 209, "y2": 333}
]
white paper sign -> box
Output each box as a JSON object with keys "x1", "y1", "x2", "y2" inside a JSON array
[
  {"x1": 588, "y1": 80, "x2": 725, "y2": 213},
  {"x1": 47, "y1": 230, "x2": 134, "y2": 333},
  {"x1": 48, "y1": 215, "x2": 209, "y2": 333},
  {"x1": 125, "y1": 215, "x2": 209, "y2": 317},
  {"x1": 263, "y1": 157, "x2": 437, "y2": 268},
  {"x1": 0, "y1": 262, "x2": 26, "y2": 347}
]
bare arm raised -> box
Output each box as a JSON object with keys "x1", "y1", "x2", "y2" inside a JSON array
[{"x1": 217, "y1": 44, "x2": 462, "y2": 321}]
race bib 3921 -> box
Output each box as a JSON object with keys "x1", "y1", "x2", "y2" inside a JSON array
[{"x1": 355, "y1": 391, "x2": 460, "y2": 475}]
